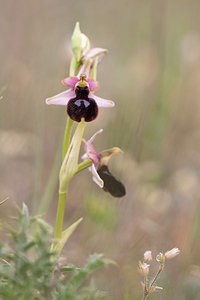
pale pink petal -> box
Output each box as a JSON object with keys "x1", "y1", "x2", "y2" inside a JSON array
[
  {"x1": 87, "y1": 78, "x2": 99, "y2": 91},
  {"x1": 62, "y1": 77, "x2": 79, "y2": 89},
  {"x1": 82, "y1": 48, "x2": 107, "y2": 61},
  {"x1": 82, "y1": 129, "x2": 102, "y2": 165},
  {"x1": 92, "y1": 94, "x2": 115, "y2": 108},
  {"x1": 46, "y1": 89, "x2": 75, "y2": 106},
  {"x1": 91, "y1": 164, "x2": 104, "y2": 188}
]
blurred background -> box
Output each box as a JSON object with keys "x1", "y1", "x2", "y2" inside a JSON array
[{"x1": 1, "y1": 0, "x2": 200, "y2": 299}]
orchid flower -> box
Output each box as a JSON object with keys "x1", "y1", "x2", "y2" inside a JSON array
[
  {"x1": 46, "y1": 72, "x2": 114, "y2": 122},
  {"x1": 82, "y1": 129, "x2": 126, "y2": 197}
]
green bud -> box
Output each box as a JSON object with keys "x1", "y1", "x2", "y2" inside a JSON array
[
  {"x1": 71, "y1": 22, "x2": 90, "y2": 63},
  {"x1": 71, "y1": 22, "x2": 82, "y2": 62}
]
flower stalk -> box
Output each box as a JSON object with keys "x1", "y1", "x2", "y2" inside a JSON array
[{"x1": 54, "y1": 119, "x2": 86, "y2": 241}]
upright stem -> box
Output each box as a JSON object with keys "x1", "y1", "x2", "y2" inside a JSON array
[
  {"x1": 54, "y1": 191, "x2": 68, "y2": 239},
  {"x1": 62, "y1": 117, "x2": 74, "y2": 160}
]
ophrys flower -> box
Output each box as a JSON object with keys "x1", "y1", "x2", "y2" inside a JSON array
[{"x1": 46, "y1": 73, "x2": 114, "y2": 122}]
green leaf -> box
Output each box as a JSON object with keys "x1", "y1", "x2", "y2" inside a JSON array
[{"x1": 53, "y1": 217, "x2": 83, "y2": 254}]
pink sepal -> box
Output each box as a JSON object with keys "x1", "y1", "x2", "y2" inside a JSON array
[
  {"x1": 92, "y1": 94, "x2": 115, "y2": 108},
  {"x1": 45, "y1": 89, "x2": 75, "y2": 106}
]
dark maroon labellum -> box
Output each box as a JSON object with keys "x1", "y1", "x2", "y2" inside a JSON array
[
  {"x1": 97, "y1": 165, "x2": 126, "y2": 198},
  {"x1": 67, "y1": 85, "x2": 98, "y2": 122}
]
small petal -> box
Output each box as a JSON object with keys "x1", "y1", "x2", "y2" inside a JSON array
[
  {"x1": 92, "y1": 94, "x2": 115, "y2": 108},
  {"x1": 91, "y1": 164, "x2": 104, "y2": 188},
  {"x1": 87, "y1": 78, "x2": 99, "y2": 91},
  {"x1": 46, "y1": 89, "x2": 75, "y2": 106},
  {"x1": 82, "y1": 129, "x2": 102, "y2": 165},
  {"x1": 62, "y1": 76, "x2": 79, "y2": 89},
  {"x1": 86, "y1": 129, "x2": 103, "y2": 146}
]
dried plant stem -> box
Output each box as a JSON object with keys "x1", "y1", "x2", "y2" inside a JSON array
[
  {"x1": 141, "y1": 264, "x2": 164, "y2": 300},
  {"x1": 142, "y1": 275, "x2": 148, "y2": 300},
  {"x1": 150, "y1": 264, "x2": 163, "y2": 287}
]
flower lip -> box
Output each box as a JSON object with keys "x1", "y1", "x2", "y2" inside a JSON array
[
  {"x1": 67, "y1": 97, "x2": 98, "y2": 122},
  {"x1": 67, "y1": 76, "x2": 99, "y2": 122},
  {"x1": 97, "y1": 164, "x2": 126, "y2": 198}
]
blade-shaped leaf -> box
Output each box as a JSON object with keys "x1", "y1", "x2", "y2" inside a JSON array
[{"x1": 53, "y1": 217, "x2": 83, "y2": 254}]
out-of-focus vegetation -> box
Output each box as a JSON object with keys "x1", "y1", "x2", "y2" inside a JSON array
[
  {"x1": 0, "y1": 204, "x2": 112, "y2": 300},
  {"x1": 1, "y1": 0, "x2": 200, "y2": 299}
]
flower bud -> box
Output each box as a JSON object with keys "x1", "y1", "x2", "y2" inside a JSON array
[
  {"x1": 144, "y1": 250, "x2": 152, "y2": 262},
  {"x1": 164, "y1": 248, "x2": 180, "y2": 260},
  {"x1": 71, "y1": 22, "x2": 90, "y2": 62},
  {"x1": 139, "y1": 261, "x2": 150, "y2": 277}
]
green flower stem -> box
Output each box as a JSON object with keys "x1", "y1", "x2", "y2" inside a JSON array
[
  {"x1": 76, "y1": 160, "x2": 92, "y2": 174},
  {"x1": 62, "y1": 117, "x2": 74, "y2": 161},
  {"x1": 54, "y1": 120, "x2": 86, "y2": 242},
  {"x1": 54, "y1": 191, "x2": 68, "y2": 240}
]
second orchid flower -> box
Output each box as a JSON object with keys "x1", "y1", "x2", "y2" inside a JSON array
[{"x1": 82, "y1": 129, "x2": 126, "y2": 197}]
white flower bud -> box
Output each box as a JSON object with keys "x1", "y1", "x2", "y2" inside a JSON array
[
  {"x1": 144, "y1": 250, "x2": 152, "y2": 262},
  {"x1": 164, "y1": 248, "x2": 180, "y2": 259}
]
